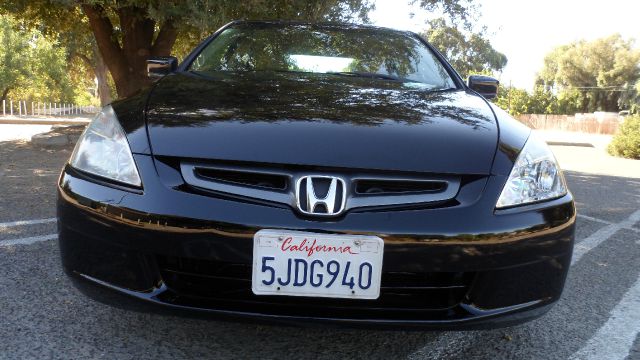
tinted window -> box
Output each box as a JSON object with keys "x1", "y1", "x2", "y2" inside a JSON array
[{"x1": 190, "y1": 24, "x2": 456, "y2": 89}]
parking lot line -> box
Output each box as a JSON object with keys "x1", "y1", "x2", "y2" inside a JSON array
[
  {"x1": 572, "y1": 209, "x2": 640, "y2": 266},
  {"x1": 0, "y1": 234, "x2": 57, "y2": 247},
  {"x1": 577, "y1": 214, "x2": 640, "y2": 233},
  {"x1": 0, "y1": 211, "x2": 637, "y2": 360},
  {"x1": 577, "y1": 214, "x2": 613, "y2": 225},
  {"x1": 569, "y1": 275, "x2": 640, "y2": 360},
  {"x1": 4, "y1": 174, "x2": 60, "y2": 178},
  {"x1": 409, "y1": 210, "x2": 640, "y2": 360},
  {"x1": 0, "y1": 217, "x2": 57, "y2": 229}
]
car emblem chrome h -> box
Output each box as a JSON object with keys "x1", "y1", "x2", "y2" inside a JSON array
[{"x1": 296, "y1": 175, "x2": 346, "y2": 216}]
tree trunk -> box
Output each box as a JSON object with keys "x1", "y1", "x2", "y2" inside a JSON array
[
  {"x1": 94, "y1": 46, "x2": 112, "y2": 106},
  {"x1": 1, "y1": 87, "x2": 9, "y2": 102},
  {"x1": 81, "y1": 4, "x2": 178, "y2": 99}
]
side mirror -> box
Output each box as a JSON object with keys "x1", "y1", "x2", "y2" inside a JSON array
[
  {"x1": 467, "y1": 75, "x2": 499, "y2": 100},
  {"x1": 147, "y1": 56, "x2": 178, "y2": 79}
]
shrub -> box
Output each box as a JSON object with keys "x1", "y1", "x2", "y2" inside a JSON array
[{"x1": 608, "y1": 115, "x2": 640, "y2": 159}]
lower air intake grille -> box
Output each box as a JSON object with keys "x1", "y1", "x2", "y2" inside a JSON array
[{"x1": 156, "y1": 255, "x2": 474, "y2": 319}]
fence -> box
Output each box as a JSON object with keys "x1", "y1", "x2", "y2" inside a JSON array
[
  {"x1": 1, "y1": 99, "x2": 98, "y2": 117},
  {"x1": 516, "y1": 113, "x2": 623, "y2": 135}
]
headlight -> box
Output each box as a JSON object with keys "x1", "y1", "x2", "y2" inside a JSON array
[
  {"x1": 496, "y1": 135, "x2": 567, "y2": 208},
  {"x1": 70, "y1": 106, "x2": 141, "y2": 187}
]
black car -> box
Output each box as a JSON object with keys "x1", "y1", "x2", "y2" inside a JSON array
[{"x1": 57, "y1": 21, "x2": 575, "y2": 329}]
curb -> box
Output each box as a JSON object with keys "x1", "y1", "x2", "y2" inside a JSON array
[
  {"x1": 31, "y1": 133, "x2": 72, "y2": 146},
  {"x1": 30, "y1": 124, "x2": 86, "y2": 147},
  {"x1": 546, "y1": 141, "x2": 595, "y2": 147},
  {"x1": 0, "y1": 119, "x2": 91, "y2": 125}
]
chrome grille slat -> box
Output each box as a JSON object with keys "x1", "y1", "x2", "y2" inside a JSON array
[
  {"x1": 181, "y1": 162, "x2": 295, "y2": 206},
  {"x1": 180, "y1": 161, "x2": 460, "y2": 213},
  {"x1": 355, "y1": 178, "x2": 447, "y2": 195}
]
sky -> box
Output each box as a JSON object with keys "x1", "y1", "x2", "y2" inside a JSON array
[{"x1": 370, "y1": 0, "x2": 640, "y2": 90}]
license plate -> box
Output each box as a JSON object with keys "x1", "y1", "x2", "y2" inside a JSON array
[{"x1": 252, "y1": 229, "x2": 384, "y2": 299}]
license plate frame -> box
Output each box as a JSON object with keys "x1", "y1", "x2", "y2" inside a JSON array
[{"x1": 251, "y1": 229, "x2": 384, "y2": 300}]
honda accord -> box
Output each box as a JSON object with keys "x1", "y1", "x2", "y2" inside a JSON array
[{"x1": 57, "y1": 20, "x2": 575, "y2": 329}]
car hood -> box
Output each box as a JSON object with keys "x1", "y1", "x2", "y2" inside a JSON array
[{"x1": 146, "y1": 72, "x2": 498, "y2": 175}]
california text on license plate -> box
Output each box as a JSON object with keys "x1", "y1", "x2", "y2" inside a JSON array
[{"x1": 252, "y1": 229, "x2": 384, "y2": 299}]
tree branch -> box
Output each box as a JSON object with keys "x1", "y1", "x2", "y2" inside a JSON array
[
  {"x1": 151, "y1": 20, "x2": 178, "y2": 56},
  {"x1": 81, "y1": 4, "x2": 122, "y2": 60},
  {"x1": 74, "y1": 52, "x2": 94, "y2": 68},
  {"x1": 117, "y1": 5, "x2": 155, "y2": 57},
  {"x1": 1, "y1": 87, "x2": 10, "y2": 102}
]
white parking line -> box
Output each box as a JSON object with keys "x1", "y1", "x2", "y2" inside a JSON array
[
  {"x1": 5, "y1": 174, "x2": 60, "y2": 178},
  {"x1": 578, "y1": 214, "x2": 640, "y2": 233},
  {"x1": 2, "y1": 211, "x2": 639, "y2": 359},
  {"x1": 569, "y1": 275, "x2": 640, "y2": 360},
  {"x1": 0, "y1": 234, "x2": 57, "y2": 247},
  {"x1": 410, "y1": 210, "x2": 640, "y2": 359},
  {"x1": 572, "y1": 209, "x2": 640, "y2": 265},
  {"x1": 0, "y1": 217, "x2": 57, "y2": 229},
  {"x1": 577, "y1": 214, "x2": 613, "y2": 225}
]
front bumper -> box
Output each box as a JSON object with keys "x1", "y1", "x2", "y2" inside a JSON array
[{"x1": 57, "y1": 154, "x2": 575, "y2": 329}]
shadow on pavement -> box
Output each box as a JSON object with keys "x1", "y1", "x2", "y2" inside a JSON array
[{"x1": 565, "y1": 170, "x2": 640, "y2": 223}]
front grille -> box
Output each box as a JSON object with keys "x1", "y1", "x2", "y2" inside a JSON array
[
  {"x1": 179, "y1": 160, "x2": 462, "y2": 213},
  {"x1": 156, "y1": 256, "x2": 474, "y2": 319}
]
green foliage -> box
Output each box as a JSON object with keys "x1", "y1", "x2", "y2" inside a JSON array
[
  {"x1": 527, "y1": 87, "x2": 556, "y2": 114},
  {"x1": 494, "y1": 86, "x2": 557, "y2": 116},
  {"x1": 0, "y1": 15, "x2": 86, "y2": 103},
  {"x1": 608, "y1": 115, "x2": 640, "y2": 159},
  {"x1": 420, "y1": 18, "x2": 506, "y2": 79},
  {"x1": 618, "y1": 80, "x2": 640, "y2": 114},
  {"x1": 537, "y1": 34, "x2": 640, "y2": 113},
  {"x1": 554, "y1": 88, "x2": 582, "y2": 115},
  {"x1": 412, "y1": 0, "x2": 477, "y2": 29},
  {"x1": 0, "y1": 15, "x2": 29, "y2": 100},
  {"x1": 494, "y1": 86, "x2": 528, "y2": 115},
  {"x1": 497, "y1": 33, "x2": 640, "y2": 117}
]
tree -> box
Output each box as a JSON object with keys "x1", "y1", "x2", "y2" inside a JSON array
[
  {"x1": 619, "y1": 80, "x2": 640, "y2": 114},
  {"x1": 494, "y1": 86, "x2": 532, "y2": 116},
  {"x1": 1, "y1": 0, "x2": 476, "y2": 100},
  {"x1": 608, "y1": 115, "x2": 640, "y2": 159},
  {"x1": 0, "y1": 5, "x2": 108, "y2": 104},
  {"x1": 0, "y1": 15, "x2": 78, "y2": 103},
  {"x1": 494, "y1": 85, "x2": 566, "y2": 116},
  {"x1": 420, "y1": 18, "x2": 506, "y2": 79},
  {"x1": 56, "y1": 15, "x2": 113, "y2": 106},
  {"x1": 537, "y1": 34, "x2": 640, "y2": 113},
  {"x1": 412, "y1": 0, "x2": 477, "y2": 29},
  {"x1": 0, "y1": 15, "x2": 28, "y2": 101}
]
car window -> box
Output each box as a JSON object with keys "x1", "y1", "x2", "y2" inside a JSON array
[{"x1": 189, "y1": 24, "x2": 456, "y2": 89}]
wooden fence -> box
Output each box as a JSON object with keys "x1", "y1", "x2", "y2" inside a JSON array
[
  {"x1": 1, "y1": 99, "x2": 98, "y2": 117},
  {"x1": 516, "y1": 113, "x2": 623, "y2": 134}
]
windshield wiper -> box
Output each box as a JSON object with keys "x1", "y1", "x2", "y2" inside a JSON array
[{"x1": 326, "y1": 71, "x2": 416, "y2": 83}]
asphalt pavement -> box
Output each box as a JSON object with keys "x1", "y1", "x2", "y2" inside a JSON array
[{"x1": 0, "y1": 130, "x2": 639, "y2": 359}]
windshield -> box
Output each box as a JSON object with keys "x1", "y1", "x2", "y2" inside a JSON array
[{"x1": 189, "y1": 23, "x2": 457, "y2": 89}]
